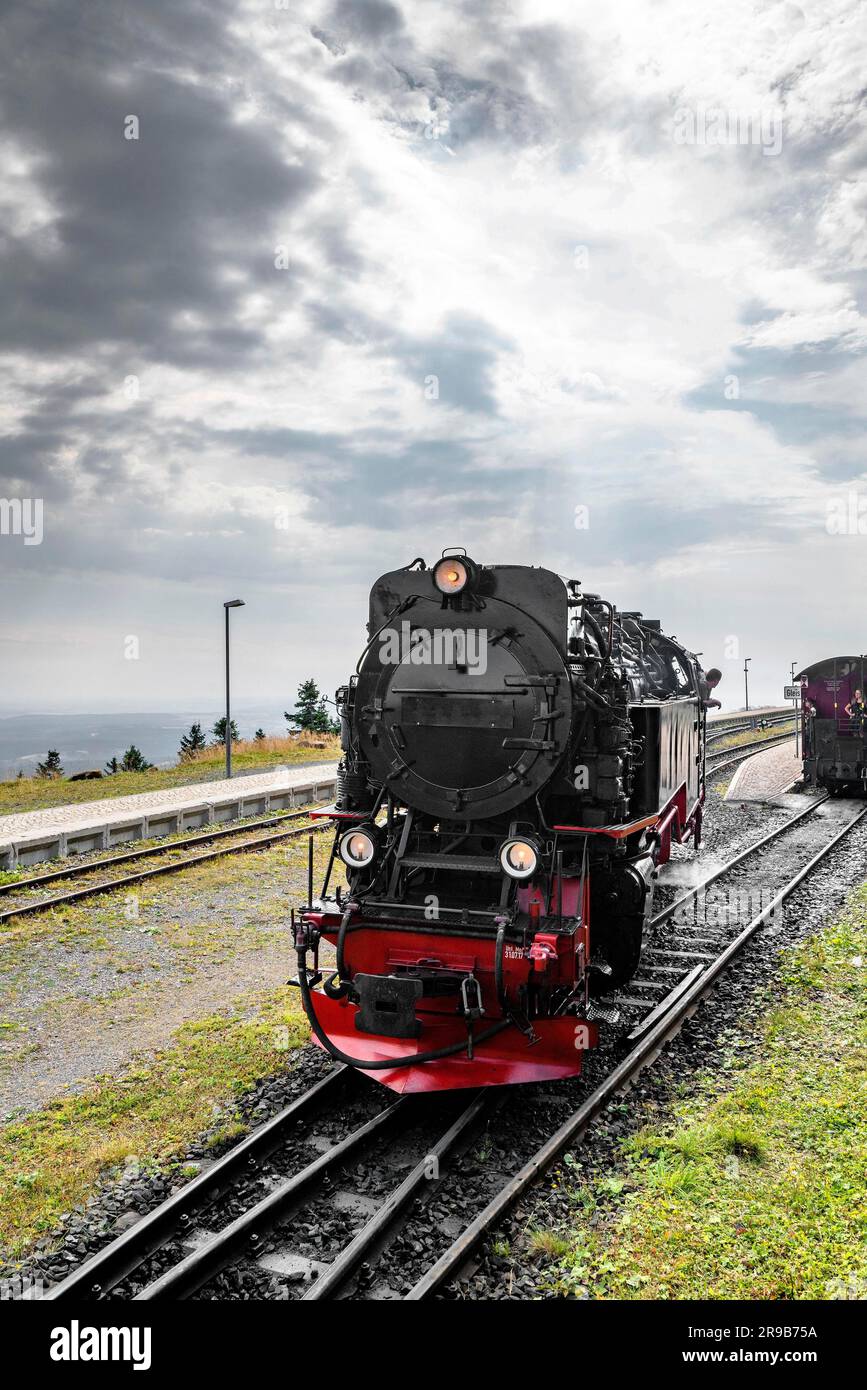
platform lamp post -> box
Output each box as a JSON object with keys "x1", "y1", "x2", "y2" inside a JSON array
[
  {"x1": 744, "y1": 657, "x2": 751, "y2": 713},
  {"x1": 791, "y1": 661, "x2": 799, "y2": 758},
  {"x1": 224, "y1": 599, "x2": 245, "y2": 779}
]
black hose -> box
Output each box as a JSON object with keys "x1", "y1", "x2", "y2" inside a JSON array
[
  {"x1": 335, "y1": 902, "x2": 355, "y2": 980},
  {"x1": 494, "y1": 918, "x2": 507, "y2": 1008},
  {"x1": 296, "y1": 943, "x2": 512, "y2": 1070},
  {"x1": 573, "y1": 677, "x2": 609, "y2": 710}
]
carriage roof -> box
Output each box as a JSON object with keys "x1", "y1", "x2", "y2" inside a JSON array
[{"x1": 796, "y1": 655, "x2": 866, "y2": 681}]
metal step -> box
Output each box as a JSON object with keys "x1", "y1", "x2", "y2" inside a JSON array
[{"x1": 398, "y1": 853, "x2": 502, "y2": 874}]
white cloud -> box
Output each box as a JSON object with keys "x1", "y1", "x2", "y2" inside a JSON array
[{"x1": 1, "y1": 0, "x2": 865, "y2": 709}]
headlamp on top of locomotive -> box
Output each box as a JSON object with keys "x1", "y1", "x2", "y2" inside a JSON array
[
  {"x1": 432, "y1": 550, "x2": 478, "y2": 597},
  {"x1": 296, "y1": 552, "x2": 709, "y2": 1094}
]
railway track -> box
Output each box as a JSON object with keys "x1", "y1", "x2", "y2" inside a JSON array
[
  {"x1": 705, "y1": 713, "x2": 795, "y2": 745},
  {"x1": 42, "y1": 789, "x2": 866, "y2": 1303},
  {"x1": 0, "y1": 809, "x2": 331, "y2": 925},
  {"x1": 407, "y1": 793, "x2": 867, "y2": 1299}
]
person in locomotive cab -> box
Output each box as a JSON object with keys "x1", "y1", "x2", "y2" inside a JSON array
[
  {"x1": 844, "y1": 689, "x2": 866, "y2": 729},
  {"x1": 699, "y1": 667, "x2": 723, "y2": 709}
]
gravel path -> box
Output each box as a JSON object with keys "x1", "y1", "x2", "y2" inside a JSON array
[{"x1": 0, "y1": 831, "x2": 335, "y2": 1121}]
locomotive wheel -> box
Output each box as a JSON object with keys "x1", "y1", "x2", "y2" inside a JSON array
[
  {"x1": 590, "y1": 910, "x2": 645, "y2": 992},
  {"x1": 589, "y1": 862, "x2": 654, "y2": 992}
]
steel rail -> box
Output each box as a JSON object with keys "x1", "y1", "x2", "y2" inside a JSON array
[
  {"x1": 405, "y1": 803, "x2": 867, "y2": 1299},
  {"x1": 43, "y1": 1066, "x2": 349, "y2": 1300},
  {"x1": 135, "y1": 1094, "x2": 408, "y2": 1300},
  {"x1": 0, "y1": 820, "x2": 330, "y2": 925},
  {"x1": 0, "y1": 807, "x2": 318, "y2": 897},
  {"x1": 302, "y1": 1090, "x2": 490, "y2": 1300},
  {"x1": 650, "y1": 793, "x2": 829, "y2": 931},
  {"x1": 706, "y1": 711, "x2": 793, "y2": 736},
  {"x1": 705, "y1": 714, "x2": 795, "y2": 745}
]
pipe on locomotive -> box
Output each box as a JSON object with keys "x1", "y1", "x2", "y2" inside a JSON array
[
  {"x1": 296, "y1": 902, "x2": 513, "y2": 1071},
  {"x1": 296, "y1": 941, "x2": 511, "y2": 1071}
]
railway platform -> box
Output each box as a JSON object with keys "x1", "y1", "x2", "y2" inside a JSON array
[
  {"x1": 724, "y1": 737, "x2": 802, "y2": 803},
  {"x1": 0, "y1": 762, "x2": 339, "y2": 869}
]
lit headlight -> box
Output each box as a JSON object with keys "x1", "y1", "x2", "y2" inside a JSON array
[
  {"x1": 338, "y1": 827, "x2": 377, "y2": 869},
  {"x1": 499, "y1": 838, "x2": 539, "y2": 880},
  {"x1": 433, "y1": 556, "x2": 471, "y2": 595}
]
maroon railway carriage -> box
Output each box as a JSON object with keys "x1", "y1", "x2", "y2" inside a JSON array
[
  {"x1": 798, "y1": 655, "x2": 867, "y2": 794},
  {"x1": 294, "y1": 554, "x2": 707, "y2": 1092}
]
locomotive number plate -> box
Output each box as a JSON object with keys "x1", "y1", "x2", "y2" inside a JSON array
[{"x1": 400, "y1": 695, "x2": 515, "y2": 729}]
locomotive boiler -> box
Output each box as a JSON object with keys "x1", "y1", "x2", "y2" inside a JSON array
[{"x1": 295, "y1": 553, "x2": 707, "y2": 1092}]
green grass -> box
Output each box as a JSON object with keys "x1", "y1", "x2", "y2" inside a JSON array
[
  {"x1": 0, "y1": 989, "x2": 310, "y2": 1258},
  {"x1": 0, "y1": 736, "x2": 341, "y2": 816},
  {"x1": 530, "y1": 883, "x2": 867, "y2": 1300},
  {"x1": 712, "y1": 722, "x2": 796, "y2": 752}
]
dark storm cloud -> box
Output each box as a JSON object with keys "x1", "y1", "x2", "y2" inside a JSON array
[
  {"x1": 398, "y1": 313, "x2": 510, "y2": 414},
  {"x1": 302, "y1": 299, "x2": 510, "y2": 407},
  {"x1": 313, "y1": 3, "x2": 588, "y2": 151},
  {"x1": 685, "y1": 342, "x2": 867, "y2": 466},
  {"x1": 686, "y1": 386, "x2": 866, "y2": 450},
  {"x1": 329, "y1": 0, "x2": 406, "y2": 41},
  {"x1": 0, "y1": 372, "x2": 119, "y2": 489},
  {"x1": 0, "y1": 1, "x2": 319, "y2": 367}
]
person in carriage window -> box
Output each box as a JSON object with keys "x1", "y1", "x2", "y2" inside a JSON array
[{"x1": 844, "y1": 689, "x2": 866, "y2": 731}]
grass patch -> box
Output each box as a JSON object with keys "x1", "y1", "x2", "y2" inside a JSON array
[
  {"x1": 0, "y1": 989, "x2": 309, "y2": 1258},
  {"x1": 712, "y1": 723, "x2": 796, "y2": 753},
  {"x1": 533, "y1": 882, "x2": 867, "y2": 1300},
  {"x1": 0, "y1": 734, "x2": 340, "y2": 816}
]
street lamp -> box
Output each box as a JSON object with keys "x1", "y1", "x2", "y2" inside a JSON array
[
  {"x1": 744, "y1": 657, "x2": 751, "y2": 713},
  {"x1": 224, "y1": 600, "x2": 245, "y2": 779}
]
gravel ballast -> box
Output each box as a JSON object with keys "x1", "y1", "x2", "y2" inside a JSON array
[{"x1": 4, "y1": 780, "x2": 865, "y2": 1301}]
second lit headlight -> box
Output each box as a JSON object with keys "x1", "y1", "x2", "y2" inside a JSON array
[
  {"x1": 338, "y1": 826, "x2": 378, "y2": 869},
  {"x1": 499, "y1": 837, "x2": 539, "y2": 880}
]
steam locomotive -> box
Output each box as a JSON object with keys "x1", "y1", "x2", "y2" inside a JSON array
[{"x1": 295, "y1": 553, "x2": 707, "y2": 1092}]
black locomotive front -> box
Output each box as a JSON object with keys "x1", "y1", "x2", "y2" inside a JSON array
[{"x1": 295, "y1": 553, "x2": 706, "y2": 1092}]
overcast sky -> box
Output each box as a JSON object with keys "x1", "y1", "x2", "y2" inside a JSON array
[{"x1": 1, "y1": 0, "x2": 865, "y2": 715}]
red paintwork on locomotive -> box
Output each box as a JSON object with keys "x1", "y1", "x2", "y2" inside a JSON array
[
  {"x1": 300, "y1": 778, "x2": 702, "y2": 1093},
  {"x1": 308, "y1": 996, "x2": 596, "y2": 1093},
  {"x1": 303, "y1": 874, "x2": 593, "y2": 1092}
]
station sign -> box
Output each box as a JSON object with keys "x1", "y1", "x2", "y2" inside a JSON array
[{"x1": 783, "y1": 685, "x2": 801, "y2": 701}]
